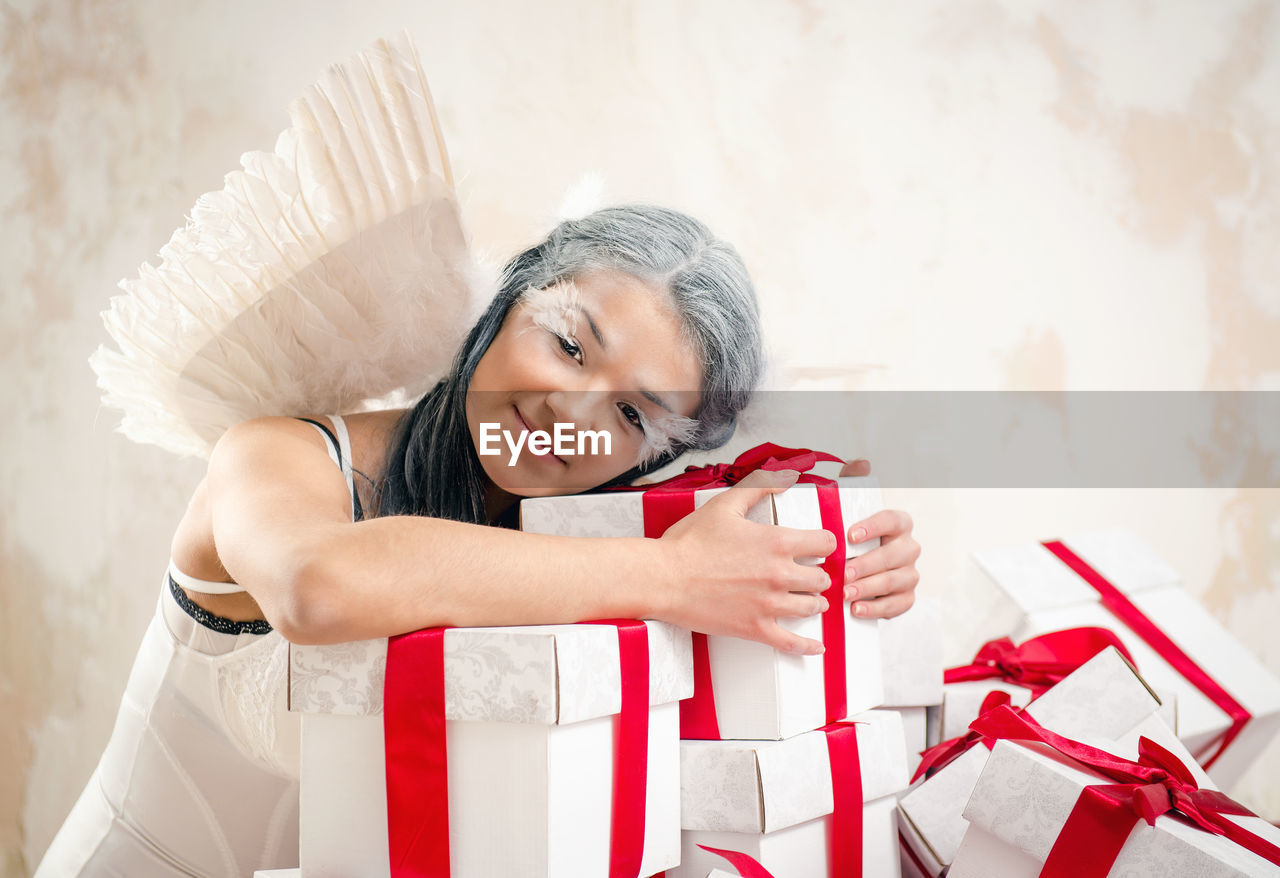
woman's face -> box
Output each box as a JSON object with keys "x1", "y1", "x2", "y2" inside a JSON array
[{"x1": 466, "y1": 268, "x2": 704, "y2": 498}]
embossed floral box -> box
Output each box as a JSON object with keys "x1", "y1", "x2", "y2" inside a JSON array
[
  {"x1": 288, "y1": 621, "x2": 693, "y2": 878},
  {"x1": 972, "y1": 528, "x2": 1280, "y2": 787},
  {"x1": 879, "y1": 597, "x2": 945, "y2": 774},
  {"x1": 667, "y1": 709, "x2": 908, "y2": 878},
  {"x1": 897, "y1": 647, "x2": 1163, "y2": 877},
  {"x1": 949, "y1": 724, "x2": 1280, "y2": 877},
  {"x1": 520, "y1": 477, "x2": 885, "y2": 739}
]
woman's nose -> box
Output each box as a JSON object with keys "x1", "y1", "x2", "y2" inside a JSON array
[{"x1": 545, "y1": 389, "x2": 607, "y2": 433}]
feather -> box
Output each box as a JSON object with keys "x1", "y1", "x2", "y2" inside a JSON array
[
  {"x1": 92, "y1": 32, "x2": 488, "y2": 458},
  {"x1": 556, "y1": 172, "x2": 606, "y2": 223}
]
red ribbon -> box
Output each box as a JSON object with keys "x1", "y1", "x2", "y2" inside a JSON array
[
  {"x1": 943, "y1": 627, "x2": 1133, "y2": 697},
  {"x1": 1042, "y1": 539, "x2": 1252, "y2": 770},
  {"x1": 382, "y1": 621, "x2": 651, "y2": 878},
  {"x1": 911, "y1": 627, "x2": 1131, "y2": 783},
  {"x1": 910, "y1": 690, "x2": 1012, "y2": 783},
  {"x1": 822, "y1": 721, "x2": 865, "y2": 877},
  {"x1": 610, "y1": 443, "x2": 846, "y2": 494},
  {"x1": 697, "y1": 844, "x2": 780, "y2": 878},
  {"x1": 610, "y1": 442, "x2": 849, "y2": 738},
  {"x1": 913, "y1": 627, "x2": 1134, "y2": 784},
  {"x1": 385, "y1": 628, "x2": 451, "y2": 877},
  {"x1": 969, "y1": 704, "x2": 1280, "y2": 876},
  {"x1": 596, "y1": 619, "x2": 651, "y2": 877}
]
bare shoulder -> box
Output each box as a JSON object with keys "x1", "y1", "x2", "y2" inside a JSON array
[
  {"x1": 211, "y1": 415, "x2": 327, "y2": 459},
  {"x1": 167, "y1": 418, "x2": 336, "y2": 610},
  {"x1": 206, "y1": 416, "x2": 358, "y2": 516}
]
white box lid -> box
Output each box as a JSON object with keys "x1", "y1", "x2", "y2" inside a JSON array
[
  {"x1": 680, "y1": 708, "x2": 909, "y2": 833},
  {"x1": 521, "y1": 477, "x2": 883, "y2": 559},
  {"x1": 289, "y1": 619, "x2": 692, "y2": 724}
]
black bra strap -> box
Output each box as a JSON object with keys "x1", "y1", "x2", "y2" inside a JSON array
[
  {"x1": 168, "y1": 574, "x2": 273, "y2": 635},
  {"x1": 296, "y1": 417, "x2": 365, "y2": 522}
]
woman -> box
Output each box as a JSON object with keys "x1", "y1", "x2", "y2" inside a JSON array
[{"x1": 35, "y1": 205, "x2": 920, "y2": 877}]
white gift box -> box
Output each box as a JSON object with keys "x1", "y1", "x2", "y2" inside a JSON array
[
  {"x1": 668, "y1": 709, "x2": 909, "y2": 878},
  {"x1": 890, "y1": 706, "x2": 929, "y2": 780},
  {"x1": 973, "y1": 528, "x2": 1280, "y2": 786},
  {"x1": 252, "y1": 872, "x2": 300, "y2": 877},
  {"x1": 521, "y1": 477, "x2": 885, "y2": 739},
  {"x1": 288, "y1": 621, "x2": 693, "y2": 878},
  {"x1": 879, "y1": 598, "x2": 944, "y2": 708},
  {"x1": 949, "y1": 720, "x2": 1280, "y2": 877},
  {"x1": 896, "y1": 647, "x2": 1163, "y2": 877},
  {"x1": 879, "y1": 598, "x2": 945, "y2": 774}
]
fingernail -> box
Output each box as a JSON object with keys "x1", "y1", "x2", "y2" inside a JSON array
[
  {"x1": 847, "y1": 564, "x2": 858, "y2": 582},
  {"x1": 849, "y1": 527, "x2": 867, "y2": 542},
  {"x1": 846, "y1": 585, "x2": 858, "y2": 600},
  {"x1": 815, "y1": 643, "x2": 826, "y2": 655},
  {"x1": 820, "y1": 597, "x2": 830, "y2": 613},
  {"x1": 853, "y1": 603, "x2": 867, "y2": 617}
]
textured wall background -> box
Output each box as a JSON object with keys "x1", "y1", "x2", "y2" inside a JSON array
[{"x1": 3, "y1": 0, "x2": 1278, "y2": 874}]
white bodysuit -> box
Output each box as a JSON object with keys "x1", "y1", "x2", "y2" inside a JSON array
[{"x1": 34, "y1": 416, "x2": 360, "y2": 877}]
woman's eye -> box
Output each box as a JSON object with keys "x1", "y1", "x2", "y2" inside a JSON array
[
  {"x1": 619, "y1": 403, "x2": 644, "y2": 431},
  {"x1": 555, "y1": 334, "x2": 583, "y2": 363}
]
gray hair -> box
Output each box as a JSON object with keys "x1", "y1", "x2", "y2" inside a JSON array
[{"x1": 378, "y1": 204, "x2": 765, "y2": 523}]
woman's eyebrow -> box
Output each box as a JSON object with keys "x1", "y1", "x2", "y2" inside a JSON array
[
  {"x1": 572, "y1": 303, "x2": 677, "y2": 414},
  {"x1": 639, "y1": 390, "x2": 676, "y2": 414},
  {"x1": 571, "y1": 303, "x2": 608, "y2": 351}
]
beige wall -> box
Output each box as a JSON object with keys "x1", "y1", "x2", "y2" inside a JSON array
[{"x1": 3, "y1": 0, "x2": 1278, "y2": 874}]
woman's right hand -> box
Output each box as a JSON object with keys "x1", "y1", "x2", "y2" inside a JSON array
[{"x1": 654, "y1": 468, "x2": 837, "y2": 656}]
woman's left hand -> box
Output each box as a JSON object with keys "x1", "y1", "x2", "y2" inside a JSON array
[{"x1": 838, "y1": 458, "x2": 920, "y2": 619}]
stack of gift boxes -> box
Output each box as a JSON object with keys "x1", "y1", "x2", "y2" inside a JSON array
[
  {"x1": 519, "y1": 474, "x2": 914, "y2": 877},
  {"x1": 260, "y1": 457, "x2": 1280, "y2": 878},
  {"x1": 900, "y1": 529, "x2": 1280, "y2": 878}
]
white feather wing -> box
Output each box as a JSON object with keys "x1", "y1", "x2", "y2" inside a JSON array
[{"x1": 90, "y1": 32, "x2": 489, "y2": 459}]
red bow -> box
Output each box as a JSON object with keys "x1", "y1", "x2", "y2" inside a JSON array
[
  {"x1": 969, "y1": 704, "x2": 1280, "y2": 876},
  {"x1": 943, "y1": 627, "x2": 1134, "y2": 697},
  {"x1": 911, "y1": 690, "x2": 1012, "y2": 782},
  {"x1": 608, "y1": 442, "x2": 845, "y2": 494}
]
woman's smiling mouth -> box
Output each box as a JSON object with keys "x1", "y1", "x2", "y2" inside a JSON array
[{"x1": 513, "y1": 405, "x2": 567, "y2": 465}]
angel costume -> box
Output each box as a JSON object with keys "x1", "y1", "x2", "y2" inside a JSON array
[{"x1": 35, "y1": 34, "x2": 486, "y2": 876}]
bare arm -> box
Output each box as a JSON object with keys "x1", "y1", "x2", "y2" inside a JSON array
[{"x1": 208, "y1": 417, "x2": 836, "y2": 652}]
